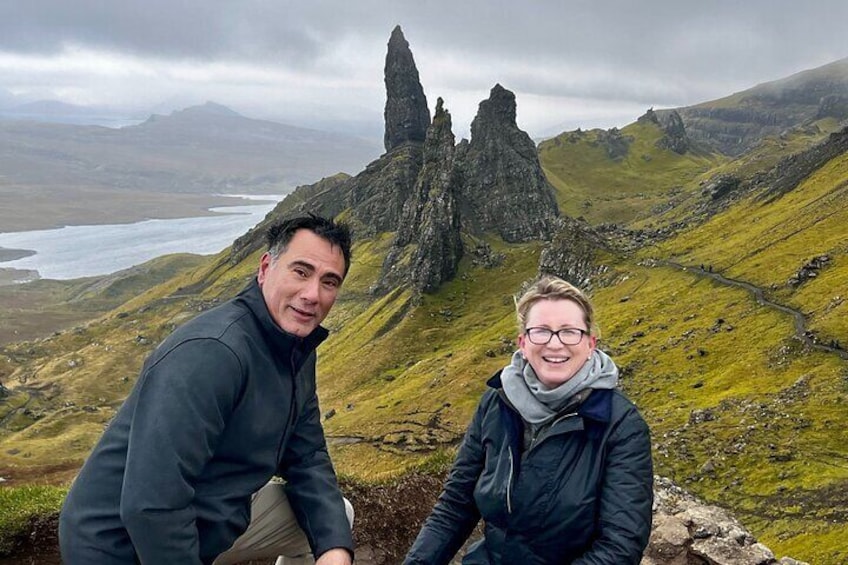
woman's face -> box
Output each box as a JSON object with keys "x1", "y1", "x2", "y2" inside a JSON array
[{"x1": 518, "y1": 298, "x2": 596, "y2": 389}]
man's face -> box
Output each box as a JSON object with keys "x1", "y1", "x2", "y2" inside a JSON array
[{"x1": 257, "y1": 229, "x2": 346, "y2": 337}]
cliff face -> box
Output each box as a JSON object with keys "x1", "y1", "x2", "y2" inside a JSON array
[
  {"x1": 663, "y1": 57, "x2": 848, "y2": 156},
  {"x1": 257, "y1": 27, "x2": 564, "y2": 297},
  {"x1": 457, "y1": 84, "x2": 560, "y2": 242},
  {"x1": 378, "y1": 98, "x2": 462, "y2": 294},
  {"x1": 383, "y1": 25, "x2": 431, "y2": 152},
  {"x1": 376, "y1": 84, "x2": 561, "y2": 294}
]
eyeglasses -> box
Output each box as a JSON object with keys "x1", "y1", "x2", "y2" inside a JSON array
[{"x1": 524, "y1": 327, "x2": 587, "y2": 346}]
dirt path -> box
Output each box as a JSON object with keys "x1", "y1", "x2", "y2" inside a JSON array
[{"x1": 661, "y1": 260, "x2": 848, "y2": 360}]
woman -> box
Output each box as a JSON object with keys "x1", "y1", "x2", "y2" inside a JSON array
[{"x1": 404, "y1": 276, "x2": 653, "y2": 564}]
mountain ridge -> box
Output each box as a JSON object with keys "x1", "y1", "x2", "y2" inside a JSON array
[
  {"x1": 0, "y1": 100, "x2": 381, "y2": 232},
  {"x1": 661, "y1": 57, "x2": 848, "y2": 156}
]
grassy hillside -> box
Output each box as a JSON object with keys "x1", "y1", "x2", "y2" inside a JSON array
[
  {"x1": 616, "y1": 144, "x2": 848, "y2": 563},
  {"x1": 538, "y1": 119, "x2": 721, "y2": 225},
  {"x1": 652, "y1": 146, "x2": 848, "y2": 345},
  {"x1": 2, "y1": 125, "x2": 847, "y2": 563},
  {"x1": 0, "y1": 253, "x2": 209, "y2": 346}
]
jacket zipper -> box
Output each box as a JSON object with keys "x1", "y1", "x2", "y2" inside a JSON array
[
  {"x1": 527, "y1": 412, "x2": 579, "y2": 456},
  {"x1": 507, "y1": 447, "x2": 514, "y2": 514},
  {"x1": 276, "y1": 352, "x2": 300, "y2": 464}
]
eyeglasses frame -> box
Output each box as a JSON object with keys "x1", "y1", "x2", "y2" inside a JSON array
[{"x1": 524, "y1": 326, "x2": 588, "y2": 346}]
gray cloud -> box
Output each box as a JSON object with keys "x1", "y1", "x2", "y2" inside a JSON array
[{"x1": 1, "y1": 1, "x2": 846, "y2": 137}]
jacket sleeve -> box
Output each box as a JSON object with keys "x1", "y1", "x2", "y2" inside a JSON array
[
  {"x1": 120, "y1": 339, "x2": 243, "y2": 565},
  {"x1": 404, "y1": 395, "x2": 488, "y2": 565},
  {"x1": 278, "y1": 377, "x2": 354, "y2": 560},
  {"x1": 574, "y1": 405, "x2": 654, "y2": 565}
]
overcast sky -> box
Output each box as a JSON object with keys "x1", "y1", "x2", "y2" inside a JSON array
[{"x1": 1, "y1": 1, "x2": 846, "y2": 140}]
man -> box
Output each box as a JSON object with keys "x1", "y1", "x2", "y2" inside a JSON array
[{"x1": 59, "y1": 215, "x2": 354, "y2": 565}]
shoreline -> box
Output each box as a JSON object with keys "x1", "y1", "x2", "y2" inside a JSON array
[
  {"x1": 0, "y1": 188, "x2": 282, "y2": 234},
  {"x1": 0, "y1": 248, "x2": 35, "y2": 262},
  {"x1": 0, "y1": 196, "x2": 281, "y2": 281}
]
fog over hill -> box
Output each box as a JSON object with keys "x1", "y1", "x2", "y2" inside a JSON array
[
  {"x1": 661, "y1": 57, "x2": 848, "y2": 156},
  {"x1": 0, "y1": 101, "x2": 380, "y2": 192},
  {"x1": 0, "y1": 102, "x2": 382, "y2": 231}
]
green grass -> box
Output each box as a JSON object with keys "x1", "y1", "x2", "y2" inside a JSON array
[
  {"x1": 1, "y1": 124, "x2": 847, "y2": 562},
  {"x1": 539, "y1": 120, "x2": 721, "y2": 224},
  {"x1": 652, "y1": 149, "x2": 848, "y2": 345},
  {"x1": 0, "y1": 484, "x2": 66, "y2": 555},
  {"x1": 590, "y1": 258, "x2": 848, "y2": 564}
]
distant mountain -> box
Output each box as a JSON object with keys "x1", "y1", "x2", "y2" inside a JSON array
[
  {"x1": 0, "y1": 101, "x2": 382, "y2": 194},
  {"x1": 134, "y1": 102, "x2": 376, "y2": 149},
  {"x1": 0, "y1": 87, "x2": 19, "y2": 108},
  {"x1": 0, "y1": 99, "x2": 145, "y2": 128},
  {"x1": 662, "y1": 57, "x2": 848, "y2": 155}
]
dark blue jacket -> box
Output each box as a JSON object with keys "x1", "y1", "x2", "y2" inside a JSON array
[
  {"x1": 405, "y1": 373, "x2": 653, "y2": 564},
  {"x1": 59, "y1": 280, "x2": 353, "y2": 564}
]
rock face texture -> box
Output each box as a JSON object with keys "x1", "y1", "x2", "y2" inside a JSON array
[
  {"x1": 378, "y1": 98, "x2": 462, "y2": 293},
  {"x1": 656, "y1": 110, "x2": 690, "y2": 154},
  {"x1": 240, "y1": 28, "x2": 561, "y2": 297},
  {"x1": 643, "y1": 477, "x2": 809, "y2": 565},
  {"x1": 383, "y1": 26, "x2": 431, "y2": 152},
  {"x1": 539, "y1": 216, "x2": 608, "y2": 291},
  {"x1": 457, "y1": 84, "x2": 559, "y2": 242},
  {"x1": 343, "y1": 143, "x2": 424, "y2": 236}
]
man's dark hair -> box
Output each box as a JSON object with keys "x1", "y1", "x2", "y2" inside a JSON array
[{"x1": 266, "y1": 214, "x2": 353, "y2": 276}]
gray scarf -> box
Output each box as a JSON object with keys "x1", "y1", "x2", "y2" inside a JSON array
[{"x1": 501, "y1": 349, "x2": 619, "y2": 424}]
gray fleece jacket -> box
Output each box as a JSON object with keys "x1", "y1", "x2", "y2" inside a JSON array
[{"x1": 59, "y1": 279, "x2": 352, "y2": 564}]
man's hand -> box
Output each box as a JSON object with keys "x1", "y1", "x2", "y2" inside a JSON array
[{"x1": 315, "y1": 547, "x2": 352, "y2": 565}]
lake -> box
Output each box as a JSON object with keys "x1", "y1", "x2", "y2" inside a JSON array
[{"x1": 0, "y1": 195, "x2": 281, "y2": 281}]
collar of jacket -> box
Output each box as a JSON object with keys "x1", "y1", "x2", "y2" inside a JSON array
[
  {"x1": 237, "y1": 278, "x2": 330, "y2": 359},
  {"x1": 487, "y1": 370, "x2": 613, "y2": 424}
]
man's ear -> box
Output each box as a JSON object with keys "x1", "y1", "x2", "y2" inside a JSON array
[{"x1": 257, "y1": 252, "x2": 272, "y2": 284}]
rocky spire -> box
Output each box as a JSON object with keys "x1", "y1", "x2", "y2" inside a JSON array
[
  {"x1": 383, "y1": 25, "x2": 431, "y2": 152},
  {"x1": 656, "y1": 109, "x2": 690, "y2": 154},
  {"x1": 458, "y1": 84, "x2": 559, "y2": 242},
  {"x1": 377, "y1": 98, "x2": 462, "y2": 295}
]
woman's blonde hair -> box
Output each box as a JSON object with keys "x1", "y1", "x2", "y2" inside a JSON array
[{"x1": 515, "y1": 275, "x2": 597, "y2": 336}]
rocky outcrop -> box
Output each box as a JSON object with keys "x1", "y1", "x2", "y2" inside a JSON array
[
  {"x1": 245, "y1": 32, "x2": 561, "y2": 296},
  {"x1": 595, "y1": 126, "x2": 632, "y2": 160},
  {"x1": 788, "y1": 254, "x2": 831, "y2": 287},
  {"x1": 383, "y1": 26, "x2": 431, "y2": 152},
  {"x1": 341, "y1": 473, "x2": 809, "y2": 565},
  {"x1": 457, "y1": 84, "x2": 559, "y2": 242},
  {"x1": 638, "y1": 108, "x2": 690, "y2": 154},
  {"x1": 343, "y1": 143, "x2": 424, "y2": 236},
  {"x1": 644, "y1": 477, "x2": 808, "y2": 565},
  {"x1": 539, "y1": 216, "x2": 608, "y2": 290},
  {"x1": 754, "y1": 125, "x2": 848, "y2": 203},
  {"x1": 377, "y1": 98, "x2": 462, "y2": 294},
  {"x1": 680, "y1": 124, "x2": 848, "y2": 224},
  {"x1": 656, "y1": 110, "x2": 690, "y2": 154},
  {"x1": 702, "y1": 174, "x2": 742, "y2": 201}
]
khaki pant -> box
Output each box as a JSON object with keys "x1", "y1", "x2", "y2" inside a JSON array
[{"x1": 213, "y1": 482, "x2": 354, "y2": 565}]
